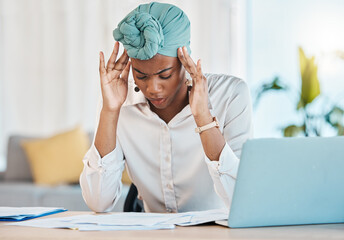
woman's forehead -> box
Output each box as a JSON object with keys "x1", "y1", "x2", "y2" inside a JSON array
[{"x1": 131, "y1": 54, "x2": 180, "y2": 74}]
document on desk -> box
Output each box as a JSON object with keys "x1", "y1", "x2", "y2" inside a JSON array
[
  {"x1": 0, "y1": 207, "x2": 67, "y2": 221},
  {"x1": 7, "y1": 208, "x2": 228, "y2": 231}
]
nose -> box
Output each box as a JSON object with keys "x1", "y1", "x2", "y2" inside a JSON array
[{"x1": 146, "y1": 78, "x2": 163, "y2": 95}]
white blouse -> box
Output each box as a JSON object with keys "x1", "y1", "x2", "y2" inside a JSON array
[{"x1": 80, "y1": 73, "x2": 253, "y2": 213}]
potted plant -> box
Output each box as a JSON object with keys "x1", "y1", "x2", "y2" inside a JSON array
[{"x1": 254, "y1": 47, "x2": 344, "y2": 137}]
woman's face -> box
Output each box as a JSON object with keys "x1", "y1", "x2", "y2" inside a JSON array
[{"x1": 131, "y1": 54, "x2": 187, "y2": 110}]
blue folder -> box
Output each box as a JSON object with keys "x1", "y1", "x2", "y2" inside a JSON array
[{"x1": 0, "y1": 207, "x2": 67, "y2": 221}]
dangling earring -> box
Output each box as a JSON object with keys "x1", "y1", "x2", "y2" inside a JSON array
[{"x1": 134, "y1": 86, "x2": 140, "y2": 92}]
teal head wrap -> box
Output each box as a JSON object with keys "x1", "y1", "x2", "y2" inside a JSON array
[{"x1": 113, "y1": 2, "x2": 191, "y2": 60}]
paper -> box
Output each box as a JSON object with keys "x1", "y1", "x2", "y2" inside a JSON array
[
  {"x1": 0, "y1": 207, "x2": 67, "y2": 221},
  {"x1": 64, "y1": 212, "x2": 193, "y2": 226},
  {"x1": 176, "y1": 208, "x2": 228, "y2": 226},
  {"x1": 7, "y1": 208, "x2": 228, "y2": 231},
  {"x1": 77, "y1": 224, "x2": 175, "y2": 231}
]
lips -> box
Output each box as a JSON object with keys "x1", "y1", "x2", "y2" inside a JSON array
[{"x1": 149, "y1": 98, "x2": 166, "y2": 106}]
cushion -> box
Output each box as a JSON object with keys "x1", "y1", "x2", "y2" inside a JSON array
[
  {"x1": 21, "y1": 126, "x2": 90, "y2": 185},
  {"x1": 5, "y1": 135, "x2": 36, "y2": 181}
]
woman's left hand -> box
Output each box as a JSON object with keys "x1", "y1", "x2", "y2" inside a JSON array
[{"x1": 178, "y1": 46, "x2": 213, "y2": 125}]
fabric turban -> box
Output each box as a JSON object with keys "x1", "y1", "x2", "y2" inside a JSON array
[{"x1": 113, "y1": 2, "x2": 191, "y2": 60}]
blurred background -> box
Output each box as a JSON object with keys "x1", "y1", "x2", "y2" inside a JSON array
[{"x1": 0, "y1": 0, "x2": 344, "y2": 173}]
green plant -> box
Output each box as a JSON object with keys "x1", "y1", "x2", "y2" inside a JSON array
[{"x1": 255, "y1": 47, "x2": 344, "y2": 137}]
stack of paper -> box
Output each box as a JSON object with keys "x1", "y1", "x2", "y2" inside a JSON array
[
  {"x1": 0, "y1": 207, "x2": 67, "y2": 221},
  {"x1": 7, "y1": 208, "x2": 228, "y2": 231}
]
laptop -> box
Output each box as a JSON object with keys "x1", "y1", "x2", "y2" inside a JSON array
[{"x1": 222, "y1": 137, "x2": 344, "y2": 228}]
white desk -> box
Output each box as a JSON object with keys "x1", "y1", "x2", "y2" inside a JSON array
[{"x1": 1, "y1": 211, "x2": 343, "y2": 239}]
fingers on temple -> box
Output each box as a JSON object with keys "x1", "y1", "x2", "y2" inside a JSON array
[
  {"x1": 179, "y1": 46, "x2": 198, "y2": 78},
  {"x1": 183, "y1": 47, "x2": 196, "y2": 70},
  {"x1": 121, "y1": 61, "x2": 131, "y2": 81},
  {"x1": 178, "y1": 48, "x2": 189, "y2": 69},
  {"x1": 177, "y1": 47, "x2": 185, "y2": 62},
  {"x1": 115, "y1": 48, "x2": 129, "y2": 72},
  {"x1": 106, "y1": 42, "x2": 119, "y2": 71}
]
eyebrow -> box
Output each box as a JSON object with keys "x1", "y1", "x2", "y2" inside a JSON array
[{"x1": 133, "y1": 67, "x2": 173, "y2": 75}]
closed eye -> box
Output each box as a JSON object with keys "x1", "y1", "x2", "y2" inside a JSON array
[
  {"x1": 137, "y1": 75, "x2": 147, "y2": 80},
  {"x1": 160, "y1": 74, "x2": 172, "y2": 79}
]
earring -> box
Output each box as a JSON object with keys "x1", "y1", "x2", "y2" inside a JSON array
[
  {"x1": 185, "y1": 79, "x2": 192, "y2": 91},
  {"x1": 134, "y1": 86, "x2": 140, "y2": 92}
]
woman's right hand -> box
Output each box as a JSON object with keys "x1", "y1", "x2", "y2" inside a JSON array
[{"x1": 99, "y1": 41, "x2": 131, "y2": 112}]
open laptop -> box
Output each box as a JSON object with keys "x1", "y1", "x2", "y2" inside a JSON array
[{"x1": 222, "y1": 137, "x2": 344, "y2": 228}]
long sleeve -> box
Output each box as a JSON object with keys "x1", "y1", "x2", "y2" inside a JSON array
[
  {"x1": 79, "y1": 98, "x2": 126, "y2": 213},
  {"x1": 205, "y1": 79, "x2": 253, "y2": 208}
]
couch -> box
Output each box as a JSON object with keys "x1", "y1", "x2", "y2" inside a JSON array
[{"x1": 0, "y1": 134, "x2": 129, "y2": 211}]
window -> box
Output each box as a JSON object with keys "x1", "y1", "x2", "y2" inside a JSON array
[{"x1": 247, "y1": 0, "x2": 344, "y2": 137}]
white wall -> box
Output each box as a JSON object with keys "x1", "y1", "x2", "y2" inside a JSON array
[{"x1": 0, "y1": 0, "x2": 246, "y2": 171}]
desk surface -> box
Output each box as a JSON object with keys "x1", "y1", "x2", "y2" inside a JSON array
[{"x1": 0, "y1": 211, "x2": 343, "y2": 240}]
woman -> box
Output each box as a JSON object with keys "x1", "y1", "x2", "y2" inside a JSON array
[{"x1": 80, "y1": 2, "x2": 253, "y2": 213}]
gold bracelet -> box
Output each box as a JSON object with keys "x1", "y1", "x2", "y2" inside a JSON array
[{"x1": 195, "y1": 117, "x2": 219, "y2": 133}]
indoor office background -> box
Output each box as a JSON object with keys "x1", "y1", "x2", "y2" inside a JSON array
[{"x1": 0, "y1": 0, "x2": 343, "y2": 183}]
